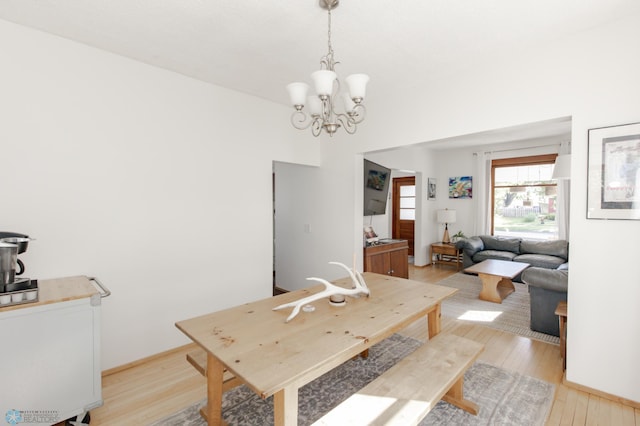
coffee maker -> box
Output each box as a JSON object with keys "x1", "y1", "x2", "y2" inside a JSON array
[{"x1": 0, "y1": 232, "x2": 35, "y2": 294}]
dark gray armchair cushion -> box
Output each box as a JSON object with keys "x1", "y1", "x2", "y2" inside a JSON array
[
  {"x1": 520, "y1": 240, "x2": 568, "y2": 260},
  {"x1": 521, "y1": 267, "x2": 568, "y2": 293},
  {"x1": 473, "y1": 250, "x2": 518, "y2": 263},
  {"x1": 513, "y1": 254, "x2": 566, "y2": 269},
  {"x1": 479, "y1": 236, "x2": 521, "y2": 254},
  {"x1": 456, "y1": 237, "x2": 484, "y2": 258},
  {"x1": 522, "y1": 267, "x2": 568, "y2": 336}
]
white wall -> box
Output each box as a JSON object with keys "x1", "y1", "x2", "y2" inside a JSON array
[
  {"x1": 316, "y1": 14, "x2": 640, "y2": 401},
  {"x1": 0, "y1": 20, "x2": 321, "y2": 370}
]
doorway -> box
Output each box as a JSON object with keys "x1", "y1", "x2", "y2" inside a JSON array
[
  {"x1": 392, "y1": 176, "x2": 415, "y2": 256},
  {"x1": 273, "y1": 161, "x2": 321, "y2": 294}
]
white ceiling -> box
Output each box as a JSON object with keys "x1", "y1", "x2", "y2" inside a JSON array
[{"x1": 1, "y1": 0, "x2": 638, "y2": 144}]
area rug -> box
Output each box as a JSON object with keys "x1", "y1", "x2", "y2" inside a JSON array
[
  {"x1": 437, "y1": 272, "x2": 560, "y2": 345},
  {"x1": 150, "y1": 334, "x2": 554, "y2": 426}
]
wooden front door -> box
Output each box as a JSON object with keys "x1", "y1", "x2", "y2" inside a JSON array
[{"x1": 392, "y1": 176, "x2": 415, "y2": 256}]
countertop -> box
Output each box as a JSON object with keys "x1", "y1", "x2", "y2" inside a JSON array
[{"x1": 0, "y1": 275, "x2": 98, "y2": 312}]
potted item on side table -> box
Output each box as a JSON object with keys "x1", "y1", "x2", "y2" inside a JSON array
[{"x1": 451, "y1": 231, "x2": 466, "y2": 243}]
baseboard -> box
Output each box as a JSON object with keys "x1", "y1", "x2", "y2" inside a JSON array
[
  {"x1": 563, "y1": 374, "x2": 640, "y2": 409},
  {"x1": 102, "y1": 342, "x2": 198, "y2": 377}
]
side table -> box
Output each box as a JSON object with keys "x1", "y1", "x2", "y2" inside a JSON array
[
  {"x1": 555, "y1": 301, "x2": 567, "y2": 371},
  {"x1": 430, "y1": 242, "x2": 462, "y2": 270}
]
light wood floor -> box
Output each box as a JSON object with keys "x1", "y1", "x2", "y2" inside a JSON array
[{"x1": 87, "y1": 265, "x2": 639, "y2": 426}]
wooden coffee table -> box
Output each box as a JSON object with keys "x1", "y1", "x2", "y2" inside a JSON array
[{"x1": 464, "y1": 259, "x2": 529, "y2": 303}]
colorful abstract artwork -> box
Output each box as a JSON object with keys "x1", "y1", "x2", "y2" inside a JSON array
[{"x1": 449, "y1": 176, "x2": 472, "y2": 199}]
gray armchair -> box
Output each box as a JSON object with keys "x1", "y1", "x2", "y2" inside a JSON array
[{"x1": 521, "y1": 265, "x2": 568, "y2": 337}]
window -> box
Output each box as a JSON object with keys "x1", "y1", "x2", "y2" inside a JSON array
[
  {"x1": 491, "y1": 154, "x2": 558, "y2": 240},
  {"x1": 399, "y1": 184, "x2": 416, "y2": 220}
]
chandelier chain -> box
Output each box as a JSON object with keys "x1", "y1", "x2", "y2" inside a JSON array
[
  {"x1": 327, "y1": 4, "x2": 333, "y2": 61},
  {"x1": 321, "y1": 2, "x2": 336, "y2": 71}
]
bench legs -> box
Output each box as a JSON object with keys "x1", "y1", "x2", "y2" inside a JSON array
[{"x1": 441, "y1": 376, "x2": 479, "y2": 415}]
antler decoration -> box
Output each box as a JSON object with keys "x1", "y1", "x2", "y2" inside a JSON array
[{"x1": 273, "y1": 261, "x2": 369, "y2": 323}]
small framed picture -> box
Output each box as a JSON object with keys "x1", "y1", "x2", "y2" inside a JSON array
[
  {"x1": 587, "y1": 122, "x2": 640, "y2": 220},
  {"x1": 427, "y1": 178, "x2": 437, "y2": 200}
]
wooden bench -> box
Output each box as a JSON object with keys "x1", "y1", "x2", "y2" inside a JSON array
[{"x1": 313, "y1": 333, "x2": 484, "y2": 425}]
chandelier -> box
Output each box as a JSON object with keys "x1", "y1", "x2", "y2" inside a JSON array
[{"x1": 286, "y1": 0, "x2": 369, "y2": 137}]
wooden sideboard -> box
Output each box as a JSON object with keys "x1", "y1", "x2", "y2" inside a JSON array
[{"x1": 363, "y1": 239, "x2": 409, "y2": 278}]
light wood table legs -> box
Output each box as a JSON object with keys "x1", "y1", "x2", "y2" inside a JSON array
[
  {"x1": 555, "y1": 301, "x2": 567, "y2": 371},
  {"x1": 477, "y1": 273, "x2": 515, "y2": 304},
  {"x1": 427, "y1": 303, "x2": 442, "y2": 338},
  {"x1": 274, "y1": 384, "x2": 298, "y2": 426},
  {"x1": 204, "y1": 356, "x2": 301, "y2": 426},
  {"x1": 205, "y1": 353, "x2": 226, "y2": 426}
]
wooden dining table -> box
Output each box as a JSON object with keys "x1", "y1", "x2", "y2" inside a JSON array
[{"x1": 175, "y1": 272, "x2": 457, "y2": 426}]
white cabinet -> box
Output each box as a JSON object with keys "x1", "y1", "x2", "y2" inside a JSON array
[{"x1": 0, "y1": 276, "x2": 106, "y2": 425}]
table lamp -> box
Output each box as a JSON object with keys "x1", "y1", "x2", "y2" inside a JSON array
[{"x1": 437, "y1": 209, "x2": 456, "y2": 244}]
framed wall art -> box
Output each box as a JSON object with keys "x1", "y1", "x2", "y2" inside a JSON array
[
  {"x1": 449, "y1": 176, "x2": 472, "y2": 199},
  {"x1": 427, "y1": 178, "x2": 437, "y2": 200},
  {"x1": 587, "y1": 121, "x2": 640, "y2": 220}
]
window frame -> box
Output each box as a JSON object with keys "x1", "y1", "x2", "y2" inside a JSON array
[{"x1": 490, "y1": 154, "x2": 558, "y2": 236}]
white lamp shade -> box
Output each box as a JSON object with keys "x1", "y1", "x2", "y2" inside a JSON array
[
  {"x1": 286, "y1": 82, "x2": 309, "y2": 106},
  {"x1": 437, "y1": 209, "x2": 456, "y2": 224},
  {"x1": 552, "y1": 154, "x2": 571, "y2": 180},
  {"x1": 342, "y1": 92, "x2": 356, "y2": 112},
  {"x1": 307, "y1": 96, "x2": 322, "y2": 116},
  {"x1": 345, "y1": 73, "x2": 370, "y2": 100},
  {"x1": 311, "y1": 70, "x2": 337, "y2": 96}
]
